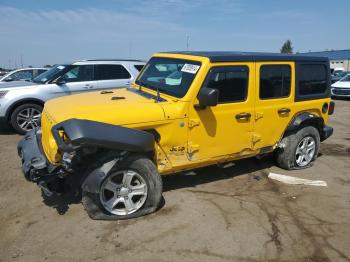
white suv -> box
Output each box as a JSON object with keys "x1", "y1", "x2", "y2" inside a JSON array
[{"x1": 0, "y1": 59, "x2": 145, "y2": 134}]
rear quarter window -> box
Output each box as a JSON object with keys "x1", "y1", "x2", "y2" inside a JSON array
[
  {"x1": 134, "y1": 65, "x2": 144, "y2": 71},
  {"x1": 299, "y1": 64, "x2": 327, "y2": 95}
]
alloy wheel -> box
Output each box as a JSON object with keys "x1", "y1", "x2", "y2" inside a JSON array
[
  {"x1": 100, "y1": 170, "x2": 148, "y2": 216},
  {"x1": 295, "y1": 136, "x2": 316, "y2": 167},
  {"x1": 16, "y1": 107, "x2": 41, "y2": 132}
]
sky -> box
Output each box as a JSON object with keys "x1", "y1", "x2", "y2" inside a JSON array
[{"x1": 0, "y1": 0, "x2": 349, "y2": 68}]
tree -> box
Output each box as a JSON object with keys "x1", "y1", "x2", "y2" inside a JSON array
[{"x1": 280, "y1": 40, "x2": 293, "y2": 54}]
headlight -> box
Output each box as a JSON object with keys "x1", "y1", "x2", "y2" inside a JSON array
[{"x1": 0, "y1": 90, "x2": 8, "y2": 98}]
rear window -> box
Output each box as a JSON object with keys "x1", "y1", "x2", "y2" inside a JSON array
[
  {"x1": 95, "y1": 65, "x2": 131, "y2": 80},
  {"x1": 299, "y1": 64, "x2": 327, "y2": 95}
]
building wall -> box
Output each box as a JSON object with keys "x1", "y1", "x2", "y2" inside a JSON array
[{"x1": 330, "y1": 59, "x2": 350, "y2": 70}]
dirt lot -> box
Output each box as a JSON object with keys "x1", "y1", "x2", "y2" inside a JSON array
[{"x1": 0, "y1": 100, "x2": 349, "y2": 262}]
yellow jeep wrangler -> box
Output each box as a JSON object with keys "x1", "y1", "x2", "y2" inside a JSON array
[{"x1": 18, "y1": 52, "x2": 334, "y2": 219}]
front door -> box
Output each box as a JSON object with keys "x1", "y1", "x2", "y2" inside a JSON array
[
  {"x1": 253, "y1": 62, "x2": 295, "y2": 149},
  {"x1": 187, "y1": 63, "x2": 255, "y2": 162}
]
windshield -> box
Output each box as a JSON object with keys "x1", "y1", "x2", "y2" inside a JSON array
[
  {"x1": 32, "y1": 65, "x2": 69, "y2": 84},
  {"x1": 135, "y1": 57, "x2": 201, "y2": 98},
  {"x1": 340, "y1": 74, "x2": 350, "y2": 82}
]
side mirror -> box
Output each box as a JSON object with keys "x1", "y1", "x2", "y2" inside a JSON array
[
  {"x1": 196, "y1": 87, "x2": 219, "y2": 109},
  {"x1": 55, "y1": 78, "x2": 66, "y2": 85},
  {"x1": 4, "y1": 77, "x2": 13, "y2": 82}
]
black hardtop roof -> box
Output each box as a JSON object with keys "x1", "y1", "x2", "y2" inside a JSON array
[{"x1": 161, "y1": 51, "x2": 329, "y2": 63}]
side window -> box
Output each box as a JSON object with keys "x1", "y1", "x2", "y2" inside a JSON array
[
  {"x1": 260, "y1": 65, "x2": 291, "y2": 99},
  {"x1": 62, "y1": 65, "x2": 94, "y2": 83},
  {"x1": 10, "y1": 70, "x2": 33, "y2": 80},
  {"x1": 95, "y1": 65, "x2": 131, "y2": 80},
  {"x1": 299, "y1": 64, "x2": 327, "y2": 95},
  {"x1": 37, "y1": 69, "x2": 47, "y2": 76},
  {"x1": 205, "y1": 66, "x2": 249, "y2": 103},
  {"x1": 134, "y1": 65, "x2": 144, "y2": 72}
]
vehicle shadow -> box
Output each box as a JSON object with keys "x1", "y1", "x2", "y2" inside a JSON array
[
  {"x1": 0, "y1": 125, "x2": 14, "y2": 135},
  {"x1": 41, "y1": 188, "x2": 81, "y2": 215},
  {"x1": 162, "y1": 156, "x2": 275, "y2": 192},
  {"x1": 41, "y1": 156, "x2": 275, "y2": 216}
]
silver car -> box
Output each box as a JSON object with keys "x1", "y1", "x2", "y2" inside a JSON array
[
  {"x1": 0, "y1": 59, "x2": 145, "y2": 134},
  {"x1": 0, "y1": 68, "x2": 49, "y2": 82}
]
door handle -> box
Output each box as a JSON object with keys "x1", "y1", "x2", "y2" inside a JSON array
[
  {"x1": 278, "y1": 108, "x2": 291, "y2": 114},
  {"x1": 84, "y1": 85, "x2": 94, "y2": 89},
  {"x1": 235, "y1": 112, "x2": 251, "y2": 120}
]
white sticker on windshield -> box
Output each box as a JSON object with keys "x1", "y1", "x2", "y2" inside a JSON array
[
  {"x1": 181, "y1": 64, "x2": 200, "y2": 74},
  {"x1": 57, "y1": 66, "x2": 65, "y2": 70}
]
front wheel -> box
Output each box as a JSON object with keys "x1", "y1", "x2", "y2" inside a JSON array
[
  {"x1": 10, "y1": 103, "x2": 43, "y2": 135},
  {"x1": 82, "y1": 155, "x2": 163, "y2": 220},
  {"x1": 276, "y1": 126, "x2": 320, "y2": 170}
]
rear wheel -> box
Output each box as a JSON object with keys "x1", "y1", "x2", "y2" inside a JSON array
[
  {"x1": 82, "y1": 155, "x2": 163, "y2": 220},
  {"x1": 10, "y1": 103, "x2": 43, "y2": 135},
  {"x1": 276, "y1": 126, "x2": 320, "y2": 170}
]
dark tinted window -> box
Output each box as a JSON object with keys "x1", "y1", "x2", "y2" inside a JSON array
[
  {"x1": 95, "y1": 65, "x2": 131, "y2": 80},
  {"x1": 205, "y1": 66, "x2": 248, "y2": 103},
  {"x1": 299, "y1": 64, "x2": 327, "y2": 95},
  {"x1": 134, "y1": 65, "x2": 144, "y2": 71},
  {"x1": 37, "y1": 69, "x2": 47, "y2": 75},
  {"x1": 62, "y1": 65, "x2": 94, "y2": 82},
  {"x1": 260, "y1": 65, "x2": 291, "y2": 99}
]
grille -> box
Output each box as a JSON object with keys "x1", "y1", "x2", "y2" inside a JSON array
[{"x1": 332, "y1": 88, "x2": 350, "y2": 95}]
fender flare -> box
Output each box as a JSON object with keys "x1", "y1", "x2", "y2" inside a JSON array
[
  {"x1": 284, "y1": 112, "x2": 324, "y2": 135},
  {"x1": 52, "y1": 119, "x2": 155, "y2": 153}
]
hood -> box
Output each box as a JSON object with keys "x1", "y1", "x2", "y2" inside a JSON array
[
  {"x1": 0, "y1": 80, "x2": 39, "y2": 90},
  {"x1": 332, "y1": 81, "x2": 350, "y2": 89},
  {"x1": 44, "y1": 88, "x2": 166, "y2": 125}
]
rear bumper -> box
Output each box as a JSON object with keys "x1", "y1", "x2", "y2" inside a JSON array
[
  {"x1": 321, "y1": 125, "x2": 333, "y2": 142},
  {"x1": 17, "y1": 129, "x2": 57, "y2": 182}
]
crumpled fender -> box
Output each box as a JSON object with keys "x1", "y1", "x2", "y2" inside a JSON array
[
  {"x1": 82, "y1": 158, "x2": 119, "y2": 194},
  {"x1": 51, "y1": 119, "x2": 155, "y2": 153}
]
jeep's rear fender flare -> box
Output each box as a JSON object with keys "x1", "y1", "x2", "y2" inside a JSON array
[
  {"x1": 52, "y1": 119, "x2": 155, "y2": 153},
  {"x1": 282, "y1": 112, "x2": 324, "y2": 138}
]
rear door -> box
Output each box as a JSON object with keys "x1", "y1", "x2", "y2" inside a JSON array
[
  {"x1": 253, "y1": 62, "x2": 295, "y2": 149},
  {"x1": 95, "y1": 64, "x2": 132, "y2": 90},
  {"x1": 187, "y1": 63, "x2": 255, "y2": 161}
]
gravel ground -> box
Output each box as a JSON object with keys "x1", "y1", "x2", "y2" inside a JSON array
[{"x1": 0, "y1": 99, "x2": 349, "y2": 262}]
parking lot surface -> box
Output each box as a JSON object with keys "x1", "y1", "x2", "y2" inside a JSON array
[{"x1": 0, "y1": 100, "x2": 349, "y2": 262}]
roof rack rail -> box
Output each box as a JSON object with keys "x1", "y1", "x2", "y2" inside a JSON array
[{"x1": 79, "y1": 59, "x2": 145, "y2": 62}]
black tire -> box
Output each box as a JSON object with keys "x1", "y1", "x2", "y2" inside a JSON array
[
  {"x1": 10, "y1": 103, "x2": 43, "y2": 135},
  {"x1": 82, "y1": 154, "x2": 163, "y2": 220},
  {"x1": 276, "y1": 126, "x2": 320, "y2": 170}
]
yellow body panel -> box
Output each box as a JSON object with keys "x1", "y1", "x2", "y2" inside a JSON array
[{"x1": 41, "y1": 53, "x2": 331, "y2": 174}]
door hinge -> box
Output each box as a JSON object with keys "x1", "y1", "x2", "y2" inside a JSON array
[
  {"x1": 188, "y1": 143, "x2": 200, "y2": 154},
  {"x1": 252, "y1": 133, "x2": 261, "y2": 144},
  {"x1": 188, "y1": 119, "x2": 200, "y2": 128},
  {"x1": 255, "y1": 112, "x2": 264, "y2": 120}
]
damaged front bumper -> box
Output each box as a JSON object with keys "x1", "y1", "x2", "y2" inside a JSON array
[{"x1": 17, "y1": 129, "x2": 61, "y2": 183}]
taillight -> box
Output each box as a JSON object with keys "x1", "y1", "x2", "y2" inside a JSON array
[
  {"x1": 322, "y1": 103, "x2": 328, "y2": 114},
  {"x1": 328, "y1": 101, "x2": 335, "y2": 115}
]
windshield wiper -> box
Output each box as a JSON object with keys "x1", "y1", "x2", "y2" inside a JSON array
[{"x1": 134, "y1": 80, "x2": 163, "y2": 103}]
